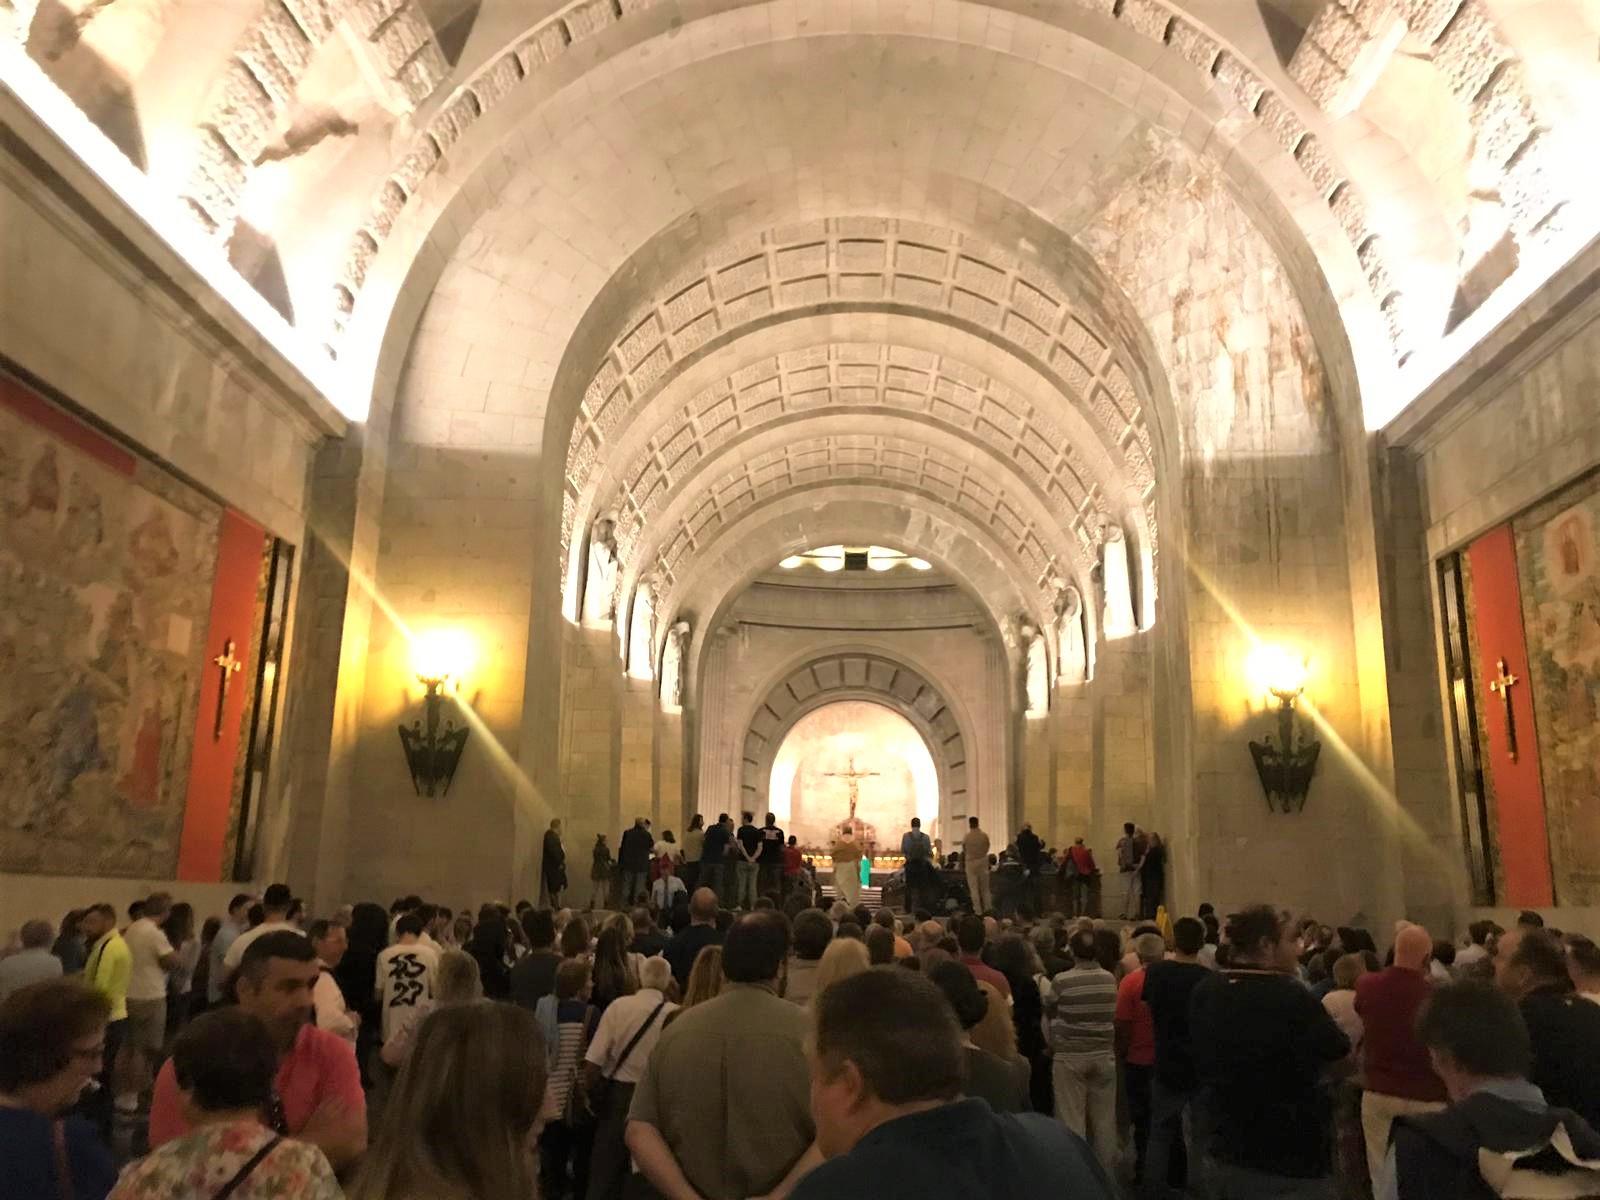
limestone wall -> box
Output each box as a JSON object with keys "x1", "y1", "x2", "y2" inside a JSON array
[
  {"x1": 0, "y1": 91, "x2": 337, "y2": 908},
  {"x1": 1396, "y1": 237, "x2": 1600, "y2": 928}
]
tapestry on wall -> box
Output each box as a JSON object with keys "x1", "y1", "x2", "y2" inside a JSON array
[
  {"x1": 0, "y1": 378, "x2": 220, "y2": 878},
  {"x1": 1516, "y1": 470, "x2": 1600, "y2": 907}
]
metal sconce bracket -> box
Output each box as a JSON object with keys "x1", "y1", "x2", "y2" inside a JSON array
[
  {"x1": 398, "y1": 676, "x2": 469, "y2": 797},
  {"x1": 1248, "y1": 689, "x2": 1321, "y2": 812}
]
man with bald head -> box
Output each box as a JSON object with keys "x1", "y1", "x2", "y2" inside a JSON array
[
  {"x1": 664, "y1": 887, "x2": 724, "y2": 990},
  {"x1": 1355, "y1": 923, "x2": 1447, "y2": 1179}
]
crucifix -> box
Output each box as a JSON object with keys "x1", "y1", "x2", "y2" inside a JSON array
[
  {"x1": 1487, "y1": 657, "x2": 1520, "y2": 763},
  {"x1": 824, "y1": 756, "x2": 880, "y2": 821},
  {"x1": 212, "y1": 639, "x2": 244, "y2": 741}
]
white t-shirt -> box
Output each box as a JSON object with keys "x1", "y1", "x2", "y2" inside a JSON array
[
  {"x1": 223, "y1": 920, "x2": 303, "y2": 971},
  {"x1": 124, "y1": 918, "x2": 175, "y2": 1002},
  {"x1": 376, "y1": 941, "x2": 439, "y2": 1043}
]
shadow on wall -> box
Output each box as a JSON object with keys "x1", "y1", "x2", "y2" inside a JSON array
[
  {"x1": 1255, "y1": 0, "x2": 1316, "y2": 67},
  {"x1": 27, "y1": 0, "x2": 148, "y2": 170},
  {"x1": 228, "y1": 223, "x2": 296, "y2": 324}
]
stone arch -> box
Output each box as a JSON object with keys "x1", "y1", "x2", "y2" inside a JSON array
[{"x1": 738, "y1": 652, "x2": 970, "y2": 823}]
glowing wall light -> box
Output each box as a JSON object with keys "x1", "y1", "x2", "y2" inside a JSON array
[
  {"x1": 1244, "y1": 644, "x2": 1321, "y2": 813},
  {"x1": 399, "y1": 627, "x2": 477, "y2": 796}
]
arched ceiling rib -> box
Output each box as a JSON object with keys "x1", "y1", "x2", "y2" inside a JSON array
[
  {"x1": 593, "y1": 341, "x2": 1113, "y2": 578},
  {"x1": 612, "y1": 418, "x2": 1095, "y2": 606},
  {"x1": 660, "y1": 489, "x2": 1045, "y2": 655},
  {"x1": 560, "y1": 216, "x2": 1156, "y2": 560}
]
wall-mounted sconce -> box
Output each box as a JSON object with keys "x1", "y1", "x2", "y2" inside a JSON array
[
  {"x1": 398, "y1": 629, "x2": 474, "y2": 797},
  {"x1": 1246, "y1": 645, "x2": 1321, "y2": 813}
]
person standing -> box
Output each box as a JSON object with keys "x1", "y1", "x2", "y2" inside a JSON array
[
  {"x1": 1140, "y1": 916, "x2": 1209, "y2": 1199},
  {"x1": 734, "y1": 812, "x2": 762, "y2": 910},
  {"x1": 149, "y1": 933, "x2": 367, "y2": 1174},
  {"x1": 1044, "y1": 928, "x2": 1120, "y2": 1173},
  {"x1": 1138, "y1": 832, "x2": 1167, "y2": 920},
  {"x1": 118, "y1": 892, "x2": 178, "y2": 1115},
  {"x1": 51, "y1": 910, "x2": 88, "y2": 976},
  {"x1": 160, "y1": 903, "x2": 199, "y2": 1032},
  {"x1": 664, "y1": 889, "x2": 724, "y2": 992},
  {"x1": 590, "y1": 834, "x2": 614, "y2": 909},
  {"x1": 206, "y1": 894, "x2": 253, "y2": 1005},
  {"x1": 109, "y1": 1008, "x2": 343, "y2": 1200},
  {"x1": 222, "y1": 885, "x2": 301, "y2": 972},
  {"x1": 309, "y1": 920, "x2": 358, "y2": 1045},
  {"x1": 900, "y1": 818, "x2": 934, "y2": 915},
  {"x1": 1063, "y1": 839, "x2": 1097, "y2": 917},
  {"x1": 680, "y1": 814, "x2": 705, "y2": 895},
  {"x1": 792, "y1": 967, "x2": 1113, "y2": 1200},
  {"x1": 782, "y1": 835, "x2": 805, "y2": 903},
  {"x1": 1495, "y1": 927, "x2": 1600, "y2": 1129},
  {"x1": 618, "y1": 819, "x2": 655, "y2": 908},
  {"x1": 1379, "y1": 980, "x2": 1600, "y2": 1200},
  {"x1": 0, "y1": 919, "x2": 63, "y2": 1001},
  {"x1": 699, "y1": 814, "x2": 732, "y2": 903},
  {"x1": 584, "y1": 956, "x2": 677, "y2": 1200},
  {"x1": 1115, "y1": 823, "x2": 1146, "y2": 920},
  {"x1": 1189, "y1": 905, "x2": 1350, "y2": 1198},
  {"x1": 543, "y1": 819, "x2": 568, "y2": 908},
  {"x1": 831, "y1": 824, "x2": 864, "y2": 907},
  {"x1": 0, "y1": 977, "x2": 119, "y2": 1200},
  {"x1": 1016, "y1": 822, "x2": 1046, "y2": 913},
  {"x1": 1116, "y1": 932, "x2": 1165, "y2": 1188},
  {"x1": 626, "y1": 912, "x2": 818, "y2": 1199},
  {"x1": 1354, "y1": 924, "x2": 1447, "y2": 1180},
  {"x1": 758, "y1": 813, "x2": 787, "y2": 901},
  {"x1": 375, "y1": 915, "x2": 439, "y2": 1053},
  {"x1": 962, "y1": 817, "x2": 993, "y2": 915}
]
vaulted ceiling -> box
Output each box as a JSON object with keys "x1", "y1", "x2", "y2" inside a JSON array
[{"x1": 8, "y1": 0, "x2": 1598, "y2": 661}]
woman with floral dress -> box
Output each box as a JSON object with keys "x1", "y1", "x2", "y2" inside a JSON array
[{"x1": 108, "y1": 1009, "x2": 339, "y2": 1200}]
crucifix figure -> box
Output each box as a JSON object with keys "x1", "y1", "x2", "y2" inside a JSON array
[
  {"x1": 1488, "y1": 657, "x2": 1520, "y2": 763},
  {"x1": 824, "y1": 756, "x2": 881, "y2": 821},
  {"x1": 212, "y1": 639, "x2": 244, "y2": 741}
]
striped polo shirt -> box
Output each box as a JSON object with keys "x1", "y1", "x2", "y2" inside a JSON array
[{"x1": 1045, "y1": 962, "x2": 1117, "y2": 1055}]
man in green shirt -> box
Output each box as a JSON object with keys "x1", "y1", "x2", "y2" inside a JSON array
[
  {"x1": 627, "y1": 911, "x2": 821, "y2": 1198},
  {"x1": 77, "y1": 902, "x2": 130, "y2": 1134}
]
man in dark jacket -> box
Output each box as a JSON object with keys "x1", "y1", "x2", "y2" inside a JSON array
[
  {"x1": 1383, "y1": 979, "x2": 1600, "y2": 1200},
  {"x1": 619, "y1": 818, "x2": 655, "y2": 907},
  {"x1": 1495, "y1": 927, "x2": 1600, "y2": 1130}
]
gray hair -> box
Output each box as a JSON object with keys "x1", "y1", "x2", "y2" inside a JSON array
[
  {"x1": 1135, "y1": 932, "x2": 1166, "y2": 966},
  {"x1": 19, "y1": 919, "x2": 54, "y2": 949},
  {"x1": 639, "y1": 956, "x2": 673, "y2": 992}
]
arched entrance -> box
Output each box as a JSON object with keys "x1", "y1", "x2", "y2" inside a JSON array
[{"x1": 768, "y1": 699, "x2": 940, "y2": 854}]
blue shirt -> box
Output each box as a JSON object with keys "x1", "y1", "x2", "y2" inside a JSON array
[
  {"x1": 791, "y1": 1098, "x2": 1112, "y2": 1200},
  {"x1": 0, "y1": 1109, "x2": 117, "y2": 1200},
  {"x1": 900, "y1": 830, "x2": 932, "y2": 862}
]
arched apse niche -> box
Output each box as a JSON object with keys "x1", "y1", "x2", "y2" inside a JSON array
[
  {"x1": 728, "y1": 651, "x2": 972, "y2": 837},
  {"x1": 768, "y1": 701, "x2": 942, "y2": 850}
]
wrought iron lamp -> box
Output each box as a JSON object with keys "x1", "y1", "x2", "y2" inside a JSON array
[
  {"x1": 1246, "y1": 646, "x2": 1321, "y2": 813},
  {"x1": 398, "y1": 630, "x2": 472, "y2": 797}
]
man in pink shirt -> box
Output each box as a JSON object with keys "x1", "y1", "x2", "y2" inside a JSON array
[{"x1": 148, "y1": 930, "x2": 366, "y2": 1172}]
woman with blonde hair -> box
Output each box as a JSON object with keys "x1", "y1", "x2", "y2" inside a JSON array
[
  {"x1": 351, "y1": 1001, "x2": 547, "y2": 1200},
  {"x1": 664, "y1": 945, "x2": 724, "y2": 1026},
  {"x1": 812, "y1": 936, "x2": 870, "y2": 1002},
  {"x1": 380, "y1": 949, "x2": 481, "y2": 1068}
]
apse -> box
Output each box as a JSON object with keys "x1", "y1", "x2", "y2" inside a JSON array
[{"x1": 769, "y1": 700, "x2": 940, "y2": 853}]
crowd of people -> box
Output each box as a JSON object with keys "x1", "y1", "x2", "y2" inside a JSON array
[
  {"x1": 3, "y1": 863, "x2": 1599, "y2": 1200},
  {"x1": 559, "y1": 812, "x2": 1170, "y2": 924}
]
